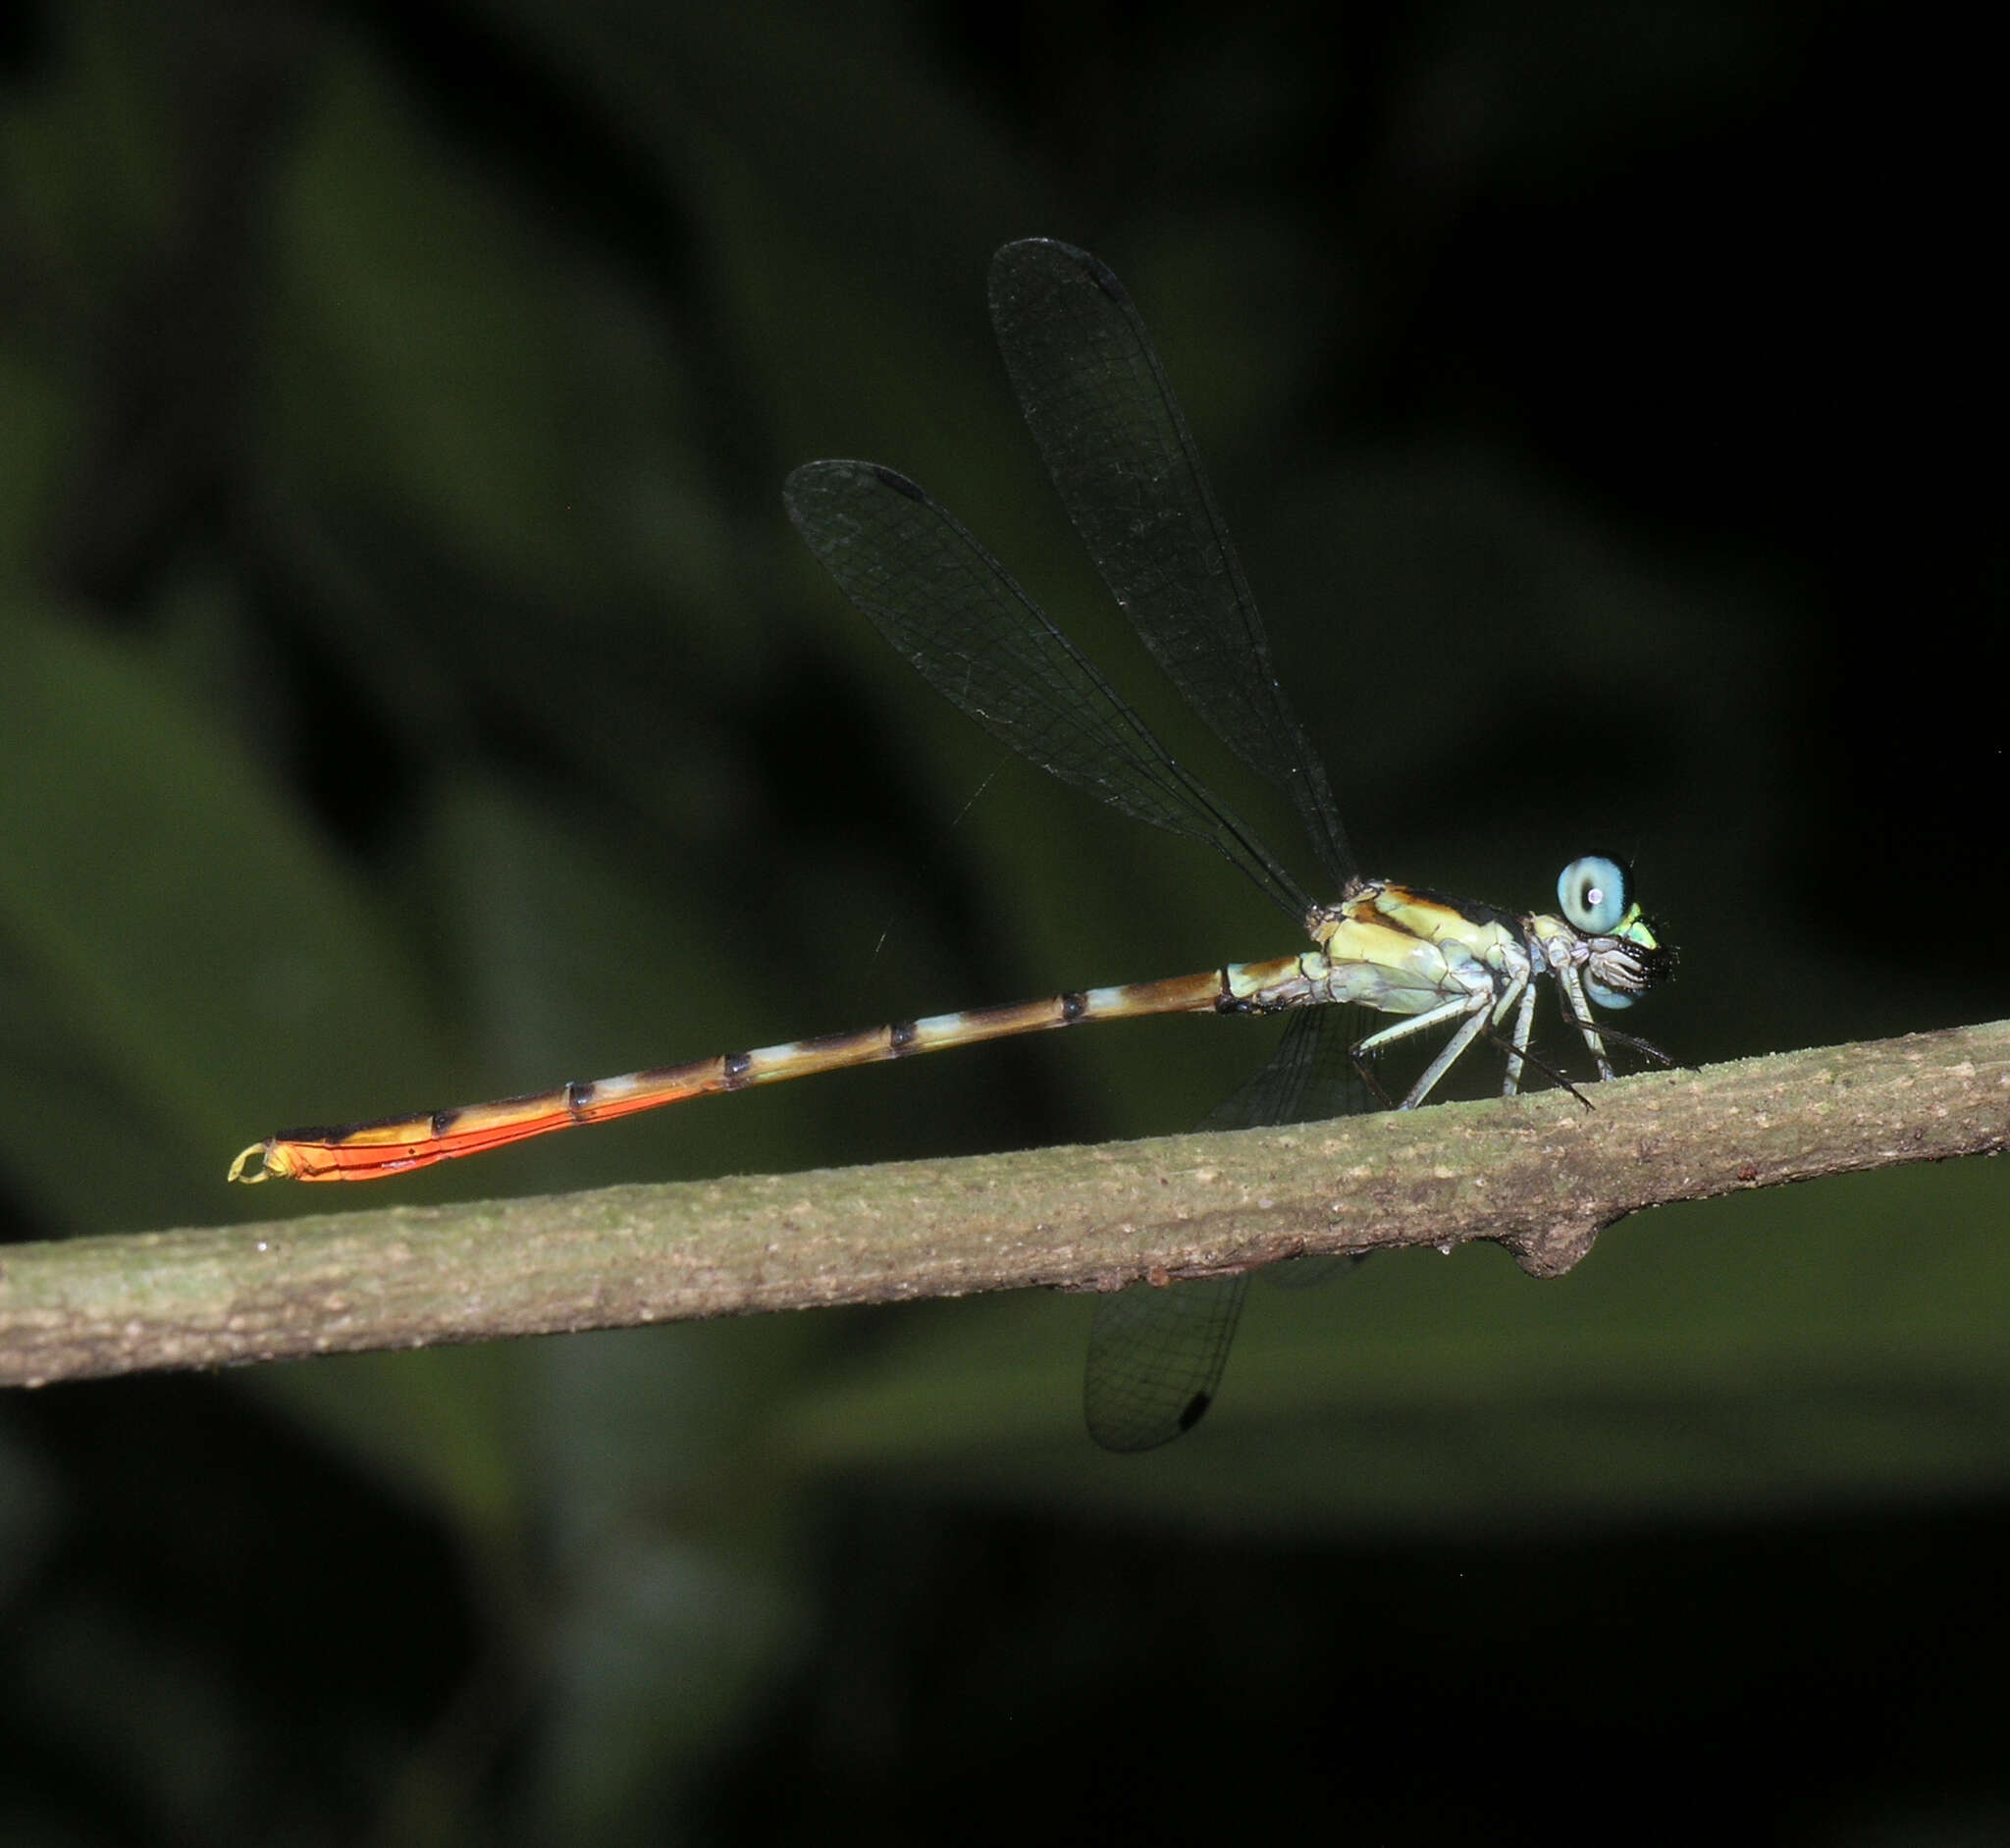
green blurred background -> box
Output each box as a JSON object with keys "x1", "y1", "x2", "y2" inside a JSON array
[{"x1": 2, "y1": 1, "x2": 2004, "y2": 1841}]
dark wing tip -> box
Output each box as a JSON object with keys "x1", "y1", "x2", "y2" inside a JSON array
[
  {"x1": 869, "y1": 463, "x2": 926, "y2": 502},
  {"x1": 1072, "y1": 248, "x2": 1127, "y2": 304},
  {"x1": 783, "y1": 460, "x2": 931, "y2": 529},
  {"x1": 1083, "y1": 1387, "x2": 1213, "y2": 1453}
]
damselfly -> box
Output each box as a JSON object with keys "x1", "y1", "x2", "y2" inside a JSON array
[{"x1": 230, "y1": 239, "x2": 1673, "y2": 1450}]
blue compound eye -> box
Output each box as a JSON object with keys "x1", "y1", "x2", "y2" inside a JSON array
[{"x1": 1559, "y1": 855, "x2": 1629, "y2": 934}]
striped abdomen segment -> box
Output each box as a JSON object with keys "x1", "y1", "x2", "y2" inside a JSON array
[{"x1": 228, "y1": 955, "x2": 1318, "y2": 1182}]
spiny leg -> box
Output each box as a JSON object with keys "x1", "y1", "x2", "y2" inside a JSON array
[
  {"x1": 1476, "y1": 1018, "x2": 1592, "y2": 1107},
  {"x1": 1348, "y1": 992, "x2": 1483, "y2": 1111},
  {"x1": 1503, "y1": 973, "x2": 1539, "y2": 1095},
  {"x1": 1349, "y1": 1044, "x2": 1397, "y2": 1110},
  {"x1": 1352, "y1": 993, "x2": 1481, "y2": 1061},
  {"x1": 1347, "y1": 996, "x2": 1502, "y2": 1111},
  {"x1": 1554, "y1": 965, "x2": 1676, "y2": 1078},
  {"x1": 1346, "y1": 968, "x2": 1603, "y2": 1113},
  {"x1": 1579, "y1": 1024, "x2": 1675, "y2": 1068},
  {"x1": 1557, "y1": 966, "x2": 1618, "y2": 1079},
  {"x1": 1552, "y1": 992, "x2": 1676, "y2": 1073},
  {"x1": 1396, "y1": 1005, "x2": 1498, "y2": 1109}
]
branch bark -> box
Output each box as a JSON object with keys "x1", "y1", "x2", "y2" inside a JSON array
[{"x1": 4, "y1": 1021, "x2": 2006, "y2": 1388}]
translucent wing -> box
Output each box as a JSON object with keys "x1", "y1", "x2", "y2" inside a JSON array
[
  {"x1": 1197, "y1": 1000, "x2": 1372, "y2": 1133},
  {"x1": 785, "y1": 460, "x2": 1314, "y2": 920},
  {"x1": 989, "y1": 238, "x2": 1354, "y2": 892},
  {"x1": 1084, "y1": 1273, "x2": 1252, "y2": 1453},
  {"x1": 1083, "y1": 1009, "x2": 1372, "y2": 1451}
]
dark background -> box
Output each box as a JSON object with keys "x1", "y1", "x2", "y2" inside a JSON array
[{"x1": 2, "y1": 1, "x2": 2005, "y2": 1841}]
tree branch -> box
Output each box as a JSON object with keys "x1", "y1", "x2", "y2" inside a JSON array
[{"x1": 3, "y1": 1022, "x2": 2006, "y2": 1388}]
